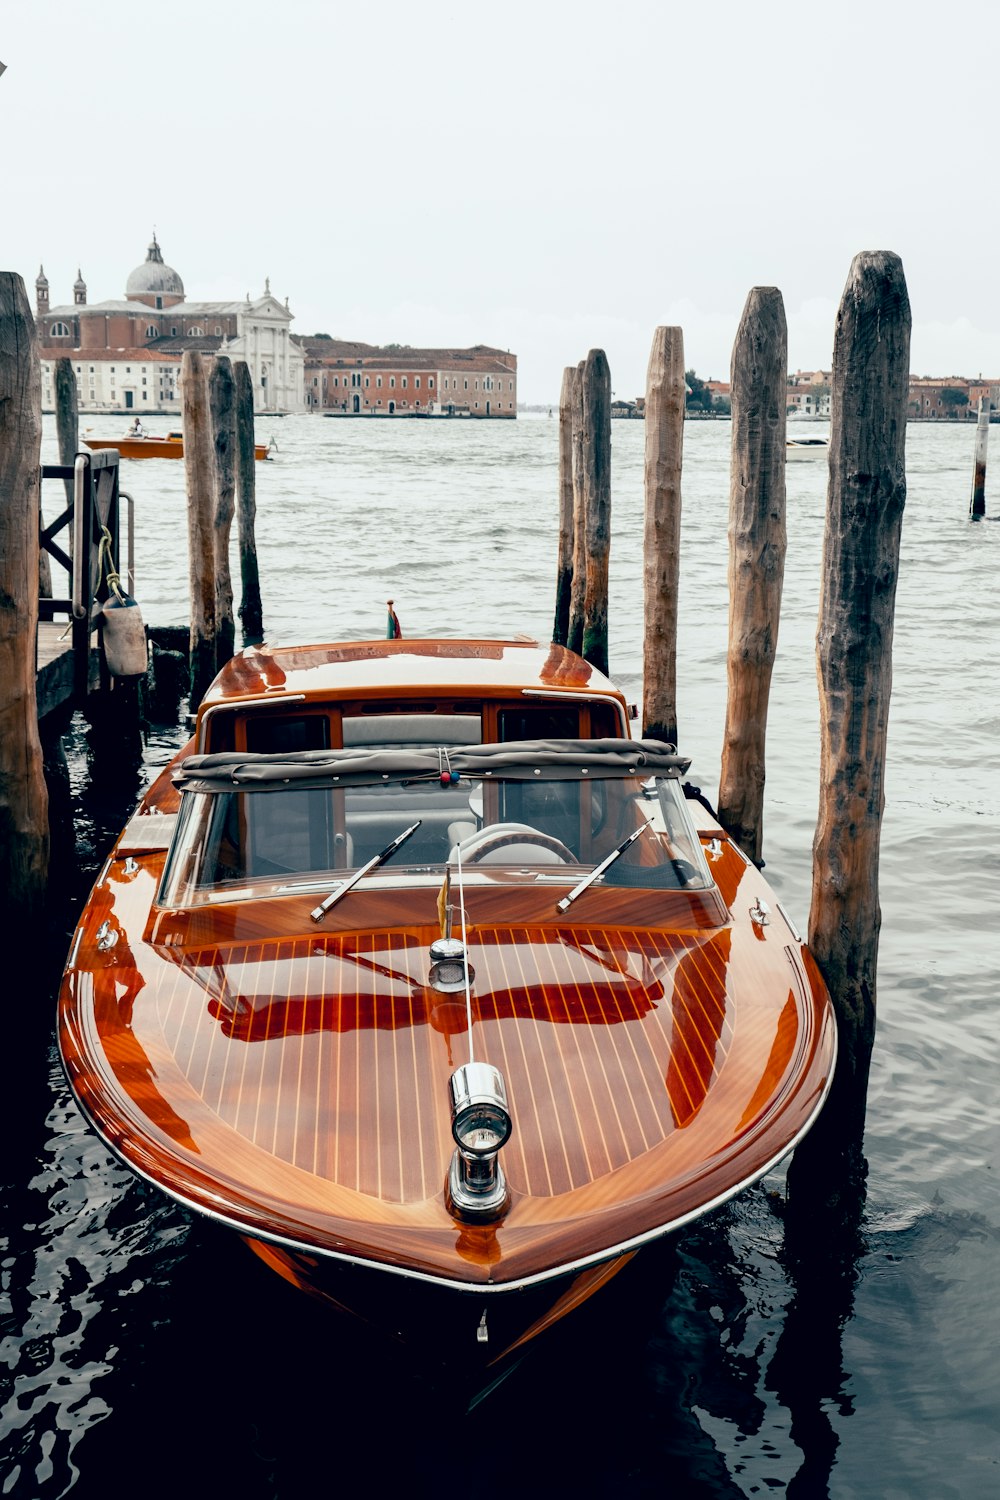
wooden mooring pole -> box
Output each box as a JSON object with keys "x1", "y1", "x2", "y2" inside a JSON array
[
  {"x1": 0, "y1": 272, "x2": 49, "y2": 921},
  {"x1": 717, "y1": 288, "x2": 787, "y2": 863},
  {"x1": 552, "y1": 366, "x2": 577, "y2": 646},
  {"x1": 581, "y1": 349, "x2": 611, "y2": 676},
  {"x1": 209, "y1": 355, "x2": 237, "y2": 669},
  {"x1": 970, "y1": 395, "x2": 989, "y2": 519},
  {"x1": 566, "y1": 360, "x2": 586, "y2": 656},
  {"x1": 182, "y1": 351, "x2": 217, "y2": 708},
  {"x1": 234, "y1": 360, "x2": 264, "y2": 645},
  {"x1": 641, "y1": 327, "x2": 685, "y2": 747},
  {"x1": 787, "y1": 250, "x2": 910, "y2": 1211},
  {"x1": 51, "y1": 357, "x2": 78, "y2": 594}
]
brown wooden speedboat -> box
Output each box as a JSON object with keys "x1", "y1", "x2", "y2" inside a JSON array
[
  {"x1": 83, "y1": 430, "x2": 272, "y2": 461},
  {"x1": 58, "y1": 637, "x2": 836, "y2": 1385}
]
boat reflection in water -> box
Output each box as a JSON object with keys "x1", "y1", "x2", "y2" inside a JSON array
[{"x1": 58, "y1": 637, "x2": 836, "y2": 1395}]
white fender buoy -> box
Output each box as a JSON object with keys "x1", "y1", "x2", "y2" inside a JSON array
[{"x1": 101, "y1": 595, "x2": 149, "y2": 678}]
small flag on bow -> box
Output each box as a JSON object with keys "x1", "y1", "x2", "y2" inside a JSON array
[
  {"x1": 386, "y1": 600, "x2": 402, "y2": 639},
  {"x1": 436, "y1": 868, "x2": 452, "y2": 939}
]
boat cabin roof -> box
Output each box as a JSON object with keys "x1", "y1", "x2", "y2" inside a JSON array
[{"x1": 195, "y1": 638, "x2": 633, "y2": 752}]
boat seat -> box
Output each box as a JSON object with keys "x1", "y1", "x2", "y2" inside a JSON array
[{"x1": 342, "y1": 713, "x2": 481, "y2": 749}]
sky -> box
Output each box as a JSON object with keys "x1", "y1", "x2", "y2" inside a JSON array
[{"x1": 3, "y1": 0, "x2": 997, "y2": 404}]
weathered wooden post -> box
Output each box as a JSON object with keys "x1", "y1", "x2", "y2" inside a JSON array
[
  {"x1": 552, "y1": 366, "x2": 576, "y2": 646},
  {"x1": 787, "y1": 250, "x2": 910, "y2": 1212},
  {"x1": 209, "y1": 355, "x2": 237, "y2": 668},
  {"x1": 717, "y1": 289, "x2": 788, "y2": 862},
  {"x1": 581, "y1": 348, "x2": 612, "y2": 676},
  {"x1": 641, "y1": 327, "x2": 686, "y2": 747},
  {"x1": 182, "y1": 351, "x2": 217, "y2": 708},
  {"x1": 969, "y1": 395, "x2": 989, "y2": 519},
  {"x1": 51, "y1": 356, "x2": 79, "y2": 594},
  {"x1": 0, "y1": 273, "x2": 49, "y2": 921},
  {"x1": 234, "y1": 359, "x2": 263, "y2": 645},
  {"x1": 566, "y1": 360, "x2": 586, "y2": 655}
]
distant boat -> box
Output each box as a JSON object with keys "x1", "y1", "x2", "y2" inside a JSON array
[
  {"x1": 83, "y1": 430, "x2": 272, "y2": 462},
  {"x1": 787, "y1": 436, "x2": 829, "y2": 459}
]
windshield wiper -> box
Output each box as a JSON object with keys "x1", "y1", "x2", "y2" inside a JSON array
[
  {"x1": 310, "y1": 820, "x2": 422, "y2": 922},
  {"x1": 556, "y1": 822, "x2": 648, "y2": 914}
]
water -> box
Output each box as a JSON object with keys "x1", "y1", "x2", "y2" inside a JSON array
[{"x1": 3, "y1": 413, "x2": 999, "y2": 1497}]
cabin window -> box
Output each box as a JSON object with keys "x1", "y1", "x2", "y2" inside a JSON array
[{"x1": 244, "y1": 714, "x2": 330, "y2": 754}]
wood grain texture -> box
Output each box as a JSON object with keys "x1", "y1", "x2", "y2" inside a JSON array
[
  {"x1": 182, "y1": 351, "x2": 217, "y2": 707},
  {"x1": 566, "y1": 361, "x2": 586, "y2": 655},
  {"x1": 234, "y1": 360, "x2": 263, "y2": 645},
  {"x1": 209, "y1": 355, "x2": 237, "y2": 668},
  {"x1": 717, "y1": 288, "x2": 788, "y2": 864},
  {"x1": 581, "y1": 349, "x2": 611, "y2": 676},
  {"x1": 0, "y1": 273, "x2": 49, "y2": 917},
  {"x1": 60, "y1": 831, "x2": 833, "y2": 1288},
  {"x1": 552, "y1": 366, "x2": 576, "y2": 646},
  {"x1": 642, "y1": 327, "x2": 686, "y2": 747},
  {"x1": 809, "y1": 250, "x2": 910, "y2": 1109}
]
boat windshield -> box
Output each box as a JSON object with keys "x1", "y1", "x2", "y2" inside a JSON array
[{"x1": 158, "y1": 740, "x2": 714, "y2": 907}]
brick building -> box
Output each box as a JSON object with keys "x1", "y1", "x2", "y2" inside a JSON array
[{"x1": 300, "y1": 339, "x2": 517, "y2": 417}]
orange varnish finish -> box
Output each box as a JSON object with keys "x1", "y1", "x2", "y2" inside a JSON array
[{"x1": 59, "y1": 832, "x2": 834, "y2": 1289}]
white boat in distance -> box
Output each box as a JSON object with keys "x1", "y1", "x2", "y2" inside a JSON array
[{"x1": 786, "y1": 436, "x2": 829, "y2": 459}]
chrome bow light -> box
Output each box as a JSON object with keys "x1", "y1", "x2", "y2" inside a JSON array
[
  {"x1": 447, "y1": 1061, "x2": 512, "y2": 1220},
  {"x1": 429, "y1": 936, "x2": 474, "y2": 994}
]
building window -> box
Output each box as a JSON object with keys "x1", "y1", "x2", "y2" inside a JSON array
[
  {"x1": 429, "y1": 378, "x2": 434, "y2": 389},
  {"x1": 415, "y1": 377, "x2": 420, "y2": 389},
  {"x1": 50, "y1": 321, "x2": 70, "y2": 336},
  {"x1": 89, "y1": 366, "x2": 95, "y2": 374},
  {"x1": 215, "y1": 325, "x2": 221, "y2": 335},
  {"x1": 390, "y1": 377, "x2": 395, "y2": 388},
  {"x1": 377, "y1": 376, "x2": 382, "y2": 388},
  {"x1": 402, "y1": 377, "x2": 407, "y2": 389},
  {"x1": 188, "y1": 326, "x2": 204, "y2": 336},
  {"x1": 155, "y1": 296, "x2": 163, "y2": 309},
  {"x1": 171, "y1": 326, "x2": 177, "y2": 336},
  {"x1": 146, "y1": 324, "x2": 157, "y2": 338},
  {"x1": 364, "y1": 376, "x2": 370, "y2": 387}
]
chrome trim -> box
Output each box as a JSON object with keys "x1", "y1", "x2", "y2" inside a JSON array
[
  {"x1": 750, "y1": 896, "x2": 771, "y2": 927},
  {"x1": 776, "y1": 902, "x2": 802, "y2": 942}
]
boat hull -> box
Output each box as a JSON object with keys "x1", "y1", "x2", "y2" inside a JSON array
[{"x1": 83, "y1": 436, "x2": 270, "y2": 461}]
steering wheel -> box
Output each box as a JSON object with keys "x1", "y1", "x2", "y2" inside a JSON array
[{"x1": 459, "y1": 823, "x2": 575, "y2": 865}]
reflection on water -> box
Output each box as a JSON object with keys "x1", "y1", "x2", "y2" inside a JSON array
[{"x1": 3, "y1": 416, "x2": 999, "y2": 1495}]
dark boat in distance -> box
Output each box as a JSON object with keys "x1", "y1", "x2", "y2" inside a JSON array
[{"x1": 58, "y1": 637, "x2": 836, "y2": 1389}]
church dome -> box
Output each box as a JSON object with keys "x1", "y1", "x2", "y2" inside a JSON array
[{"x1": 126, "y1": 235, "x2": 184, "y2": 299}]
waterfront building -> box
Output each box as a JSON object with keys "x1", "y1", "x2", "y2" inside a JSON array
[
  {"x1": 301, "y1": 339, "x2": 517, "y2": 417},
  {"x1": 36, "y1": 237, "x2": 303, "y2": 414}
]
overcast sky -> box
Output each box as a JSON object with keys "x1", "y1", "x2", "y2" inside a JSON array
[{"x1": 3, "y1": 0, "x2": 996, "y2": 404}]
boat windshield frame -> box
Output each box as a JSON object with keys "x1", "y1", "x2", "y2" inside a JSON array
[{"x1": 157, "y1": 739, "x2": 714, "y2": 910}]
